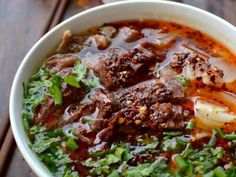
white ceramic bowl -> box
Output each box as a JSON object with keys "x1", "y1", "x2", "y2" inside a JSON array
[{"x1": 10, "y1": 1, "x2": 236, "y2": 177}]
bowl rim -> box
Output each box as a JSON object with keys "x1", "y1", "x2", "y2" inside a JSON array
[{"x1": 9, "y1": 0, "x2": 236, "y2": 177}]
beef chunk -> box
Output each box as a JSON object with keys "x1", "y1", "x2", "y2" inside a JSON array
[
  {"x1": 94, "y1": 47, "x2": 156, "y2": 89},
  {"x1": 59, "y1": 103, "x2": 96, "y2": 127},
  {"x1": 150, "y1": 103, "x2": 184, "y2": 130},
  {"x1": 112, "y1": 78, "x2": 185, "y2": 107},
  {"x1": 100, "y1": 26, "x2": 117, "y2": 38},
  {"x1": 182, "y1": 54, "x2": 224, "y2": 87},
  {"x1": 34, "y1": 96, "x2": 54, "y2": 125},
  {"x1": 45, "y1": 54, "x2": 78, "y2": 73},
  {"x1": 160, "y1": 77, "x2": 185, "y2": 99},
  {"x1": 56, "y1": 30, "x2": 87, "y2": 53},
  {"x1": 90, "y1": 89, "x2": 121, "y2": 119},
  {"x1": 94, "y1": 34, "x2": 110, "y2": 50},
  {"x1": 93, "y1": 102, "x2": 185, "y2": 144},
  {"x1": 119, "y1": 27, "x2": 143, "y2": 42},
  {"x1": 169, "y1": 52, "x2": 189, "y2": 72},
  {"x1": 91, "y1": 78, "x2": 186, "y2": 144}
]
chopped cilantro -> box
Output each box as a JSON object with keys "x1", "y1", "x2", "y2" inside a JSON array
[
  {"x1": 174, "y1": 155, "x2": 189, "y2": 172},
  {"x1": 32, "y1": 136, "x2": 61, "y2": 153},
  {"x1": 49, "y1": 75, "x2": 63, "y2": 105},
  {"x1": 162, "y1": 136, "x2": 190, "y2": 153},
  {"x1": 73, "y1": 61, "x2": 87, "y2": 80},
  {"x1": 73, "y1": 61, "x2": 99, "y2": 91},
  {"x1": 181, "y1": 145, "x2": 224, "y2": 174},
  {"x1": 29, "y1": 125, "x2": 73, "y2": 175},
  {"x1": 64, "y1": 75, "x2": 80, "y2": 88},
  {"x1": 65, "y1": 138, "x2": 79, "y2": 151},
  {"x1": 22, "y1": 68, "x2": 51, "y2": 122},
  {"x1": 124, "y1": 157, "x2": 173, "y2": 177},
  {"x1": 132, "y1": 142, "x2": 158, "y2": 155}
]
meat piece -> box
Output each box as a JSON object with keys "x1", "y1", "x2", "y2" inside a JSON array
[
  {"x1": 56, "y1": 30, "x2": 87, "y2": 53},
  {"x1": 112, "y1": 78, "x2": 185, "y2": 107},
  {"x1": 160, "y1": 77, "x2": 185, "y2": 99},
  {"x1": 57, "y1": 68, "x2": 73, "y2": 77},
  {"x1": 93, "y1": 34, "x2": 110, "y2": 50},
  {"x1": 182, "y1": 54, "x2": 224, "y2": 87},
  {"x1": 56, "y1": 30, "x2": 72, "y2": 53},
  {"x1": 170, "y1": 52, "x2": 189, "y2": 72},
  {"x1": 58, "y1": 103, "x2": 96, "y2": 127},
  {"x1": 62, "y1": 84, "x2": 87, "y2": 101},
  {"x1": 90, "y1": 119, "x2": 109, "y2": 132},
  {"x1": 90, "y1": 90, "x2": 121, "y2": 119},
  {"x1": 45, "y1": 54, "x2": 78, "y2": 73},
  {"x1": 94, "y1": 47, "x2": 156, "y2": 89},
  {"x1": 94, "y1": 126, "x2": 114, "y2": 144},
  {"x1": 119, "y1": 27, "x2": 143, "y2": 42},
  {"x1": 34, "y1": 96, "x2": 54, "y2": 125},
  {"x1": 55, "y1": 77, "x2": 185, "y2": 144},
  {"x1": 112, "y1": 103, "x2": 184, "y2": 131},
  {"x1": 89, "y1": 78, "x2": 185, "y2": 144},
  {"x1": 100, "y1": 26, "x2": 117, "y2": 38},
  {"x1": 93, "y1": 102, "x2": 185, "y2": 144},
  {"x1": 150, "y1": 103, "x2": 184, "y2": 130}
]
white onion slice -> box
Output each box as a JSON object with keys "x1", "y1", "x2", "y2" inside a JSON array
[
  {"x1": 193, "y1": 97, "x2": 236, "y2": 130},
  {"x1": 209, "y1": 57, "x2": 236, "y2": 83}
]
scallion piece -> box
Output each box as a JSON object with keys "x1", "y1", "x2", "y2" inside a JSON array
[
  {"x1": 47, "y1": 129, "x2": 64, "y2": 137},
  {"x1": 203, "y1": 170, "x2": 215, "y2": 177},
  {"x1": 185, "y1": 119, "x2": 195, "y2": 130},
  {"x1": 66, "y1": 138, "x2": 79, "y2": 151},
  {"x1": 186, "y1": 163, "x2": 193, "y2": 177},
  {"x1": 23, "y1": 117, "x2": 30, "y2": 130},
  {"x1": 208, "y1": 130, "x2": 217, "y2": 147},
  {"x1": 224, "y1": 133, "x2": 236, "y2": 140},
  {"x1": 82, "y1": 116, "x2": 93, "y2": 124},
  {"x1": 163, "y1": 131, "x2": 183, "y2": 137},
  {"x1": 174, "y1": 155, "x2": 188, "y2": 172},
  {"x1": 216, "y1": 128, "x2": 225, "y2": 139},
  {"x1": 213, "y1": 166, "x2": 227, "y2": 177}
]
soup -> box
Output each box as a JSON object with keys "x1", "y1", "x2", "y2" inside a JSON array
[{"x1": 23, "y1": 20, "x2": 236, "y2": 177}]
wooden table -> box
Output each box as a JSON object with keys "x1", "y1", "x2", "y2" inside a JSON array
[{"x1": 0, "y1": 0, "x2": 236, "y2": 176}]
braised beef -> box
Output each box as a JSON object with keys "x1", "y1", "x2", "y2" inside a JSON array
[
  {"x1": 45, "y1": 54, "x2": 78, "y2": 73},
  {"x1": 56, "y1": 30, "x2": 87, "y2": 53},
  {"x1": 26, "y1": 20, "x2": 236, "y2": 177},
  {"x1": 183, "y1": 53, "x2": 224, "y2": 86},
  {"x1": 100, "y1": 26, "x2": 117, "y2": 38},
  {"x1": 94, "y1": 46, "x2": 158, "y2": 89}
]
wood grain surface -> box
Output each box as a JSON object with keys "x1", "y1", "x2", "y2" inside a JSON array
[
  {"x1": 1, "y1": 0, "x2": 236, "y2": 176},
  {"x1": 0, "y1": 0, "x2": 60, "y2": 146}
]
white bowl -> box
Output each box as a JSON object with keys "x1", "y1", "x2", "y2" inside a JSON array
[{"x1": 9, "y1": 1, "x2": 236, "y2": 177}]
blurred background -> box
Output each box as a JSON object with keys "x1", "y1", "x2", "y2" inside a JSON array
[{"x1": 0, "y1": 0, "x2": 236, "y2": 177}]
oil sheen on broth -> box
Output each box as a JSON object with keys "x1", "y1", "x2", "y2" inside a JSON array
[{"x1": 23, "y1": 20, "x2": 236, "y2": 177}]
